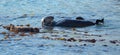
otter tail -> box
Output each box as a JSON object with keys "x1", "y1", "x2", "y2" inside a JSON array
[{"x1": 96, "y1": 18, "x2": 104, "y2": 25}]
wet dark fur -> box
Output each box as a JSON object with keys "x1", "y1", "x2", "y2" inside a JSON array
[{"x1": 42, "y1": 16, "x2": 104, "y2": 27}]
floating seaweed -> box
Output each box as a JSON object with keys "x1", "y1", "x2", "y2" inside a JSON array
[
  {"x1": 3, "y1": 24, "x2": 40, "y2": 33},
  {"x1": 109, "y1": 40, "x2": 120, "y2": 44}
]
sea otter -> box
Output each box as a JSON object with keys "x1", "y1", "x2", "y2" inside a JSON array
[{"x1": 41, "y1": 16, "x2": 104, "y2": 28}]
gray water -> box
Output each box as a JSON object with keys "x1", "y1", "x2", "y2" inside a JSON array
[{"x1": 0, "y1": 0, "x2": 120, "y2": 55}]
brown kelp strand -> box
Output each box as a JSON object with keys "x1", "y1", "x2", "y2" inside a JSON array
[{"x1": 3, "y1": 24, "x2": 40, "y2": 33}]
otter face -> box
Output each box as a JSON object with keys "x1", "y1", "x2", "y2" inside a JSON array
[{"x1": 41, "y1": 16, "x2": 54, "y2": 27}]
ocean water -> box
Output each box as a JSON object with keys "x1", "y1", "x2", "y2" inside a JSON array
[{"x1": 0, "y1": 0, "x2": 120, "y2": 55}]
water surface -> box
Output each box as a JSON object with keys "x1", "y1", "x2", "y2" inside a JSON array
[{"x1": 0, "y1": 0, "x2": 120, "y2": 55}]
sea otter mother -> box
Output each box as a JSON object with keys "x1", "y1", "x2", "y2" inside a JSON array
[{"x1": 41, "y1": 16, "x2": 104, "y2": 28}]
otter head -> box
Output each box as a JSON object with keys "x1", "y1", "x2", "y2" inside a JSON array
[{"x1": 41, "y1": 16, "x2": 55, "y2": 28}]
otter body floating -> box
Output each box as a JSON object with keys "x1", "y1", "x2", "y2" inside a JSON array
[
  {"x1": 41, "y1": 16, "x2": 104, "y2": 28},
  {"x1": 55, "y1": 19, "x2": 95, "y2": 27}
]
